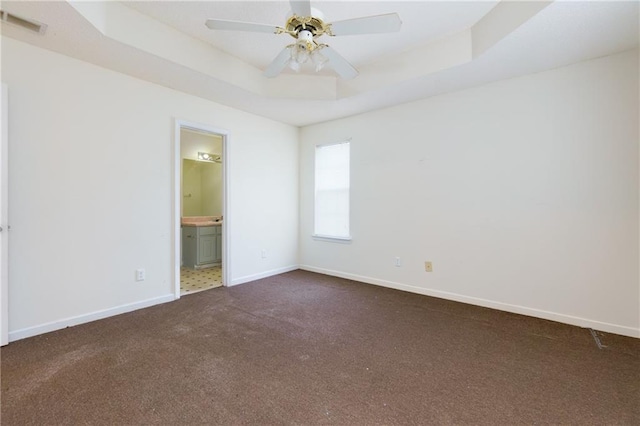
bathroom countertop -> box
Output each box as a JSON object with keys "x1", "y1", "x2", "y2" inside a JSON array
[
  {"x1": 182, "y1": 221, "x2": 222, "y2": 227},
  {"x1": 181, "y1": 216, "x2": 222, "y2": 227}
]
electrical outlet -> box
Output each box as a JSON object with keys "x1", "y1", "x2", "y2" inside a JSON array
[
  {"x1": 261, "y1": 249, "x2": 267, "y2": 259},
  {"x1": 395, "y1": 257, "x2": 401, "y2": 267},
  {"x1": 135, "y1": 268, "x2": 146, "y2": 281},
  {"x1": 424, "y1": 261, "x2": 433, "y2": 272}
]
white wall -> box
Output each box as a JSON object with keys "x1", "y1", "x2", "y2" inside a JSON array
[
  {"x1": 3, "y1": 38, "x2": 299, "y2": 340},
  {"x1": 300, "y1": 49, "x2": 640, "y2": 337}
]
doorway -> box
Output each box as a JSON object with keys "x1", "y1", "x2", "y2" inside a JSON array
[{"x1": 174, "y1": 120, "x2": 229, "y2": 298}]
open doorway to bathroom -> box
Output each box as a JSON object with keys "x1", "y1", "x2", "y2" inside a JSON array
[{"x1": 174, "y1": 121, "x2": 228, "y2": 298}]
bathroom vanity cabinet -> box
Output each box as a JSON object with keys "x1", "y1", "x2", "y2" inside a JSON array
[{"x1": 182, "y1": 225, "x2": 222, "y2": 269}]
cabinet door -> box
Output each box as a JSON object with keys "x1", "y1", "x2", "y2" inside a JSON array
[
  {"x1": 182, "y1": 227, "x2": 197, "y2": 268},
  {"x1": 215, "y1": 230, "x2": 222, "y2": 263},
  {"x1": 198, "y1": 234, "x2": 216, "y2": 265}
]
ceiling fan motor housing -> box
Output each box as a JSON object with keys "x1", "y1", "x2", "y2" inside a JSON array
[
  {"x1": 296, "y1": 29, "x2": 315, "y2": 51},
  {"x1": 285, "y1": 8, "x2": 329, "y2": 37}
]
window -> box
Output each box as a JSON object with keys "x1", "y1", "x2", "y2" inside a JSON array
[{"x1": 314, "y1": 142, "x2": 350, "y2": 240}]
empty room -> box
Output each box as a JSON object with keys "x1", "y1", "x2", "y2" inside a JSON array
[{"x1": 0, "y1": 0, "x2": 638, "y2": 424}]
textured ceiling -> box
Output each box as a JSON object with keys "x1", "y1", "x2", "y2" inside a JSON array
[{"x1": 1, "y1": 1, "x2": 638, "y2": 127}]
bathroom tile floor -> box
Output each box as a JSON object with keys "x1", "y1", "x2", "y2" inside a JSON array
[{"x1": 180, "y1": 266, "x2": 222, "y2": 295}]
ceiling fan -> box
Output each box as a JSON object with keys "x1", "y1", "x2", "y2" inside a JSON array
[{"x1": 205, "y1": 0, "x2": 402, "y2": 80}]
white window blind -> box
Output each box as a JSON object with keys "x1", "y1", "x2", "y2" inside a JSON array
[{"x1": 314, "y1": 142, "x2": 350, "y2": 239}]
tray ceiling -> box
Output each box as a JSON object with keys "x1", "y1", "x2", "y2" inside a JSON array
[{"x1": 1, "y1": 1, "x2": 638, "y2": 126}]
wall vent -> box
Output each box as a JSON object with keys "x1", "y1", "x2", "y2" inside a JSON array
[{"x1": 0, "y1": 10, "x2": 47, "y2": 35}]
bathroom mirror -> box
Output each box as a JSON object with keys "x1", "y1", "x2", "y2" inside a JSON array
[{"x1": 182, "y1": 158, "x2": 222, "y2": 217}]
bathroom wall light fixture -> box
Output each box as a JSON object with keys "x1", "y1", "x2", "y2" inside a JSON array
[
  {"x1": 198, "y1": 152, "x2": 213, "y2": 161},
  {"x1": 198, "y1": 152, "x2": 220, "y2": 163},
  {"x1": 197, "y1": 152, "x2": 221, "y2": 163}
]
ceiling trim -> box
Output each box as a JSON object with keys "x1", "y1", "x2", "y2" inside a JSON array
[
  {"x1": 2, "y1": 1, "x2": 635, "y2": 127},
  {"x1": 68, "y1": 1, "x2": 551, "y2": 101}
]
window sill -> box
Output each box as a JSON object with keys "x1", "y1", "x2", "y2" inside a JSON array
[{"x1": 312, "y1": 234, "x2": 352, "y2": 244}]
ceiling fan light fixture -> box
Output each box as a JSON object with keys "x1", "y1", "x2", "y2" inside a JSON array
[
  {"x1": 287, "y1": 46, "x2": 301, "y2": 72},
  {"x1": 295, "y1": 44, "x2": 310, "y2": 63},
  {"x1": 289, "y1": 42, "x2": 311, "y2": 71},
  {"x1": 311, "y1": 50, "x2": 328, "y2": 72},
  {"x1": 288, "y1": 60, "x2": 301, "y2": 72},
  {"x1": 287, "y1": 28, "x2": 320, "y2": 72}
]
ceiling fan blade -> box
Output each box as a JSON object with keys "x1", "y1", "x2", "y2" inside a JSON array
[
  {"x1": 320, "y1": 46, "x2": 358, "y2": 80},
  {"x1": 290, "y1": 0, "x2": 311, "y2": 17},
  {"x1": 205, "y1": 19, "x2": 279, "y2": 34},
  {"x1": 329, "y1": 13, "x2": 402, "y2": 36},
  {"x1": 263, "y1": 47, "x2": 292, "y2": 78}
]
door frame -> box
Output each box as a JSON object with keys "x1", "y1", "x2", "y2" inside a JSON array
[
  {"x1": 1, "y1": 84, "x2": 8, "y2": 345},
  {"x1": 173, "y1": 119, "x2": 230, "y2": 299}
]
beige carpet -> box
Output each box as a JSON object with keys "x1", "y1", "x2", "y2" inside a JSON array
[{"x1": 2, "y1": 270, "x2": 639, "y2": 425}]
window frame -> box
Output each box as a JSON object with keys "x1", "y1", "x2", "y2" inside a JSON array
[{"x1": 312, "y1": 140, "x2": 352, "y2": 243}]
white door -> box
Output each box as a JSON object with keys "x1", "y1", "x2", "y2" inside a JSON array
[{"x1": 1, "y1": 84, "x2": 8, "y2": 345}]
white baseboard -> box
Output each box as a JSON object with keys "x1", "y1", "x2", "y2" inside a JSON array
[
  {"x1": 9, "y1": 267, "x2": 638, "y2": 341},
  {"x1": 8, "y1": 294, "x2": 175, "y2": 342},
  {"x1": 299, "y1": 265, "x2": 640, "y2": 339},
  {"x1": 229, "y1": 265, "x2": 299, "y2": 286}
]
